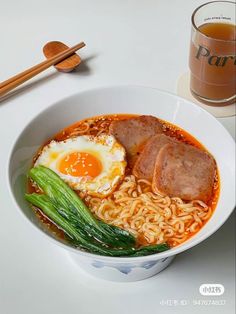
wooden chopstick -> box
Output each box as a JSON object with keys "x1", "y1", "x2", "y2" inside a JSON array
[{"x1": 0, "y1": 41, "x2": 86, "y2": 97}]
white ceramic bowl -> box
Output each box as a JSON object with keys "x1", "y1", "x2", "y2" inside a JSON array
[{"x1": 8, "y1": 86, "x2": 235, "y2": 282}]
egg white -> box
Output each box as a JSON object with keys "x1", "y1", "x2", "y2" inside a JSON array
[{"x1": 34, "y1": 134, "x2": 127, "y2": 197}]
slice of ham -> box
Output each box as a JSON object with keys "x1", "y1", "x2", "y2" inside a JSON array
[
  {"x1": 133, "y1": 134, "x2": 177, "y2": 180},
  {"x1": 152, "y1": 143, "x2": 216, "y2": 202},
  {"x1": 109, "y1": 115, "x2": 163, "y2": 166}
]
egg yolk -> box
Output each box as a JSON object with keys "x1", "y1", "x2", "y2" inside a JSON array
[{"x1": 58, "y1": 152, "x2": 102, "y2": 178}]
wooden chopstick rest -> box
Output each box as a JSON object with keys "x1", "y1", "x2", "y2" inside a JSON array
[{"x1": 43, "y1": 41, "x2": 82, "y2": 73}]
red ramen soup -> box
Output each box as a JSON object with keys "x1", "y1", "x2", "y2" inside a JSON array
[{"x1": 29, "y1": 114, "x2": 219, "y2": 248}]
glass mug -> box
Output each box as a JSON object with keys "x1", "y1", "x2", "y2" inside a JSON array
[{"x1": 189, "y1": 1, "x2": 236, "y2": 106}]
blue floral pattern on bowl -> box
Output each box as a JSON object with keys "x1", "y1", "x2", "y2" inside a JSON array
[{"x1": 91, "y1": 259, "x2": 163, "y2": 275}]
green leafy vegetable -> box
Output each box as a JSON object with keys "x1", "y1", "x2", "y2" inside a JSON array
[{"x1": 28, "y1": 165, "x2": 135, "y2": 248}]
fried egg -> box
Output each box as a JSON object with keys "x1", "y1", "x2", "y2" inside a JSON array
[{"x1": 34, "y1": 134, "x2": 127, "y2": 197}]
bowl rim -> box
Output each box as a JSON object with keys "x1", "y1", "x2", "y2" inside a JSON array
[{"x1": 7, "y1": 85, "x2": 236, "y2": 262}]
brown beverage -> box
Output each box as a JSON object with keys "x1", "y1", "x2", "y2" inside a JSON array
[{"x1": 189, "y1": 2, "x2": 236, "y2": 106}]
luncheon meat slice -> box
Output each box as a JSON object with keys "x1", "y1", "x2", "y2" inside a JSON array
[
  {"x1": 152, "y1": 143, "x2": 216, "y2": 202},
  {"x1": 109, "y1": 115, "x2": 163, "y2": 165},
  {"x1": 133, "y1": 134, "x2": 177, "y2": 180}
]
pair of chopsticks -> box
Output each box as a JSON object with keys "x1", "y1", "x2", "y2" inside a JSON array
[{"x1": 0, "y1": 42, "x2": 86, "y2": 97}]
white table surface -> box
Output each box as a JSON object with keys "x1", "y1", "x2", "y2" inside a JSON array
[{"x1": 0, "y1": 1, "x2": 235, "y2": 313}]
